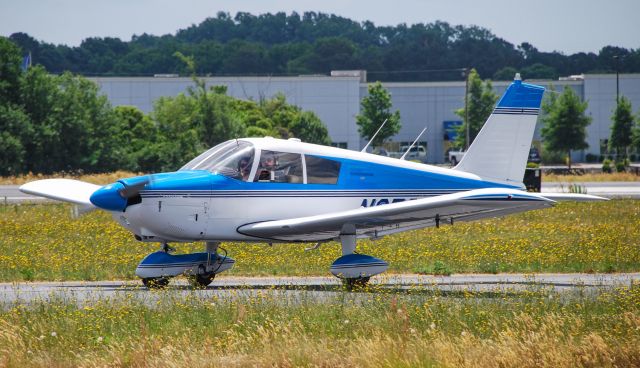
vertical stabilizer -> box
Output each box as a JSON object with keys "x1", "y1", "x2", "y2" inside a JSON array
[{"x1": 453, "y1": 75, "x2": 545, "y2": 185}]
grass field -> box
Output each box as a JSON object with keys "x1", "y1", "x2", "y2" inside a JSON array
[
  {"x1": 0, "y1": 283, "x2": 638, "y2": 367},
  {"x1": 0, "y1": 200, "x2": 638, "y2": 281}
]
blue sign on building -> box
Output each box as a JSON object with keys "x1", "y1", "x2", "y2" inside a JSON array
[{"x1": 443, "y1": 120, "x2": 462, "y2": 141}]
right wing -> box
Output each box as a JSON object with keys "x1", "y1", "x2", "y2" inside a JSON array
[
  {"x1": 237, "y1": 188, "x2": 557, "y2": 242},
  {"x1": 19, "y1": 179, "x2": 101, "y2": 206}
]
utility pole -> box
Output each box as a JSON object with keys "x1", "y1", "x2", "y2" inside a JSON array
[
  {"x1": 463, "y1": 68, "x2": 470, "y2": 150},
  {"x1": 614, "y1": 55, "x2": 620, "y2": 103}
]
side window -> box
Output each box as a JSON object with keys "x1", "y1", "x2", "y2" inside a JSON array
[
  {"x1": 253, "y1": 150, "x2": 304, "y2": 183},
  {"x1": 306, "y1": 156, "x2": 341, "y2": 184}
]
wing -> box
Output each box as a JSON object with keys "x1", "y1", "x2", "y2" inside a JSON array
[
  {"x1": 19, "y1": 179, "x2": 100, "y2": 206},
  {"x1": 237, "y1": 188, "x2": 556, "y2": 242}
]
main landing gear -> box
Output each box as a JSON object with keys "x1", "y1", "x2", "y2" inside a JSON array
[
  {"x1": 136, "y1": 241, "x2": 235, "y2": 289},
  {"x1": 329, "y1": 234, "x2": 389, "y2": 290}
]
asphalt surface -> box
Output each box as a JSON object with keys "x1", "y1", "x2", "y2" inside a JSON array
[
  {"x1": 541, "y1": 181, "x2": 640, "y2": 198},
  {"x1": 1, "y1": 273, "x2": 638, "y2": 306}
]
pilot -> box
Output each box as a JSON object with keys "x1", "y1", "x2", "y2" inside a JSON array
[
  {"x1": 238, "y1": 157, "x2": 251, "y2": 181},
  {"x1": 257, "y1": 154, "x2": 276, "y2": 181}
]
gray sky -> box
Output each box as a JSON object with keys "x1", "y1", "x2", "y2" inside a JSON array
[{"x1": 1, "y1": 0, "x2": 638, "y2": 54}]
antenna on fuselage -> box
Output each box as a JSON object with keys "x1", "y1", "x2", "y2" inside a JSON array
[
  {"x1": 360, "y1": 118, "x2": 388, "y2": 153},
  {"x1": 400, "y1": 126, "x2": 427, "y2": 160}
]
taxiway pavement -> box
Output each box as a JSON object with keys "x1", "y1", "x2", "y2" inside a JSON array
[{"x1": 1, "y1": 273, "x2": 638, "y2": 306}]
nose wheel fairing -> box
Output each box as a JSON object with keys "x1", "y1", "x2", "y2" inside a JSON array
[{"x1": 135, "y1": 251, "x2": 235, "y2": 279}]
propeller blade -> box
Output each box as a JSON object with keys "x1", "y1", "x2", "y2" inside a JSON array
[{"x1": 118, "y1": 178, "x2": 150, "y2": 199}]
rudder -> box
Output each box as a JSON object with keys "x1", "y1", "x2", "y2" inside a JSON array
[{"x1": 453, "y1": 74, "x2": 545, "y2": 186}]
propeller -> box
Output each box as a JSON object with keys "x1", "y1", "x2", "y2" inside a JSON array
[
  {"x1": 118, "y1": 177, "x2": 150, "y2": 199},
  {"x1": 89, "y1": 175, "x2": 152, "y2": 211}
]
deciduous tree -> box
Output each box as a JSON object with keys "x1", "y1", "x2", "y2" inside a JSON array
[
  {"x1": 455, "y1": 69, "x2": 498, "y2": 149},
  {"x1": 541, "y1": 87, "x2": 591, "y2": 169},
  {"x1": 356, "y1": 81, "x2": 401, "y2": 148}
]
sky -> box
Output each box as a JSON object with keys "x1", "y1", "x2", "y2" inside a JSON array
[{"x1": 1, "y1": 0, "x2": 638, "y2": 54}]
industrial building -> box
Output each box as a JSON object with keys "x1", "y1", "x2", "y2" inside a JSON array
[{"x1": 89, "y1": 72, "x2": 640, "y2": 164}]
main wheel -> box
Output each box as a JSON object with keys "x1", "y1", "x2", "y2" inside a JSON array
[
  {"x1": 188, "y1": 273, "x2": 215, "y2": 288},
  {"x1": 188, "y1": 265, "x2": 215, "y2": 288},
  {"x1": 142, "y1": 277, "x2": 170, "y2": 289},
  {"x1": 342, "y1": 277, "x2": 370, "y2": 291}
]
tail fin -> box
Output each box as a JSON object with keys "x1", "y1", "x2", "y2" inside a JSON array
[{"x1": 453, "y1": 74, "x2": 545, "y2": 185}]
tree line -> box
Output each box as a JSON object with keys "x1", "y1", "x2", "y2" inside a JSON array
[
  {"x1": 8, "y1": 12, "x2": 640, "y2": 81},
  {"x1": 0, "y1": 38, "x2": 330, "y2": 176}
]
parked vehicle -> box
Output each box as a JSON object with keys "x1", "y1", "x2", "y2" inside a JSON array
[
  {"x1": 448, "y1": 150, "x2": 465, "y2": 165},
  {"x1": 400, "y1": 145, "x2": 427, "y2": 162}
]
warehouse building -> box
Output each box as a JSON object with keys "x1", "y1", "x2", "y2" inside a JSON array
[{"x1": 89, "y1": 72, "x2": 640, "y2": 164}]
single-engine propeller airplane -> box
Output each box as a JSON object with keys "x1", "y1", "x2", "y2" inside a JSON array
[{"x1": 21, "y1": 74, "x2": 605, "y2": 288}]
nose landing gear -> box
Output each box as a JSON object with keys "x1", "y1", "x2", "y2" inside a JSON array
[{"x1": 136, "y1": 241, "x2": 235, "y2": 289}]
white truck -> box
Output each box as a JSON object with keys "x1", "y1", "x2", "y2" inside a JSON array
[
  {"x1": 448, "y1": 150, "x2": 465, "y2": 166},
  {"x1": 399, "y1": 145, "x2": 427, "y2": 162}
]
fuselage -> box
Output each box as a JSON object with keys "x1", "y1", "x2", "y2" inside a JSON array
[{"x1": 102, "y1": 137, "x2": 521, "y2": 243}]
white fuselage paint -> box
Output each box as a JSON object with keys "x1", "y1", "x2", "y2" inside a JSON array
[
  {"x1": 115, "y1": 193, "x2": 438, "y2": 242},
  {"x1": 111, "y1": 137, "x2": 518, "y2": 244}
]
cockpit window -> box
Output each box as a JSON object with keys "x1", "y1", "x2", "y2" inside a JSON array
[
  {"x1": 180, "y1": 140, "x2": 255, "y2": 181},
  {"x1": 253, "y1": 150, "x2": 303, "y2": 183},
  {"x1": 306, "y1": 155, "x2": 341, "y2": 184}
]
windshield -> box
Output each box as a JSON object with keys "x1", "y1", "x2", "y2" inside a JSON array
[{"x1": 179, "y1": 140, "x2": 255, "y2": 181}]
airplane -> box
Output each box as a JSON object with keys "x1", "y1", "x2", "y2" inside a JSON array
[{"x1": 20, "y1": 74, "x2": 606, "y2": 289}]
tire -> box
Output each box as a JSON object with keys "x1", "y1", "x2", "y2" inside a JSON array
[
  {"x1": 188, "y1": 264, "x2": 215, "y2": 288},
  {"x1": 142, "y1": 277, "x2": 170, "y2": 289},
  {"x1": 342, "y1": 277, "x2": 370, "y2": 291},
  {"x1": 188, "y1": 273, "x2": 215, "y2": 288},
  {"x1": 451, "y1": 157, "x2": 457, "y2": 166}
]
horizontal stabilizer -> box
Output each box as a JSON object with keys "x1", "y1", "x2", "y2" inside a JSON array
[{"x1": 19, "y1": 179, "x2": 100, "y2": 206}]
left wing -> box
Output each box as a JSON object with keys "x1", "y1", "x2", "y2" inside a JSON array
[
  {"x1": 19, "y1": 179, "x2": 100, "y2": 206},
  {"x1": 237, "y1": 188, "x2": 557, "y2": 242}
]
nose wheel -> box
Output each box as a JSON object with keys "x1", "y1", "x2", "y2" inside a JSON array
[
  {"x1": 187, "y1": 264, "x2": 215, "y2": 287},
  {"x1": 136, "y1": 241, "x2": 235, "y2": 289}
]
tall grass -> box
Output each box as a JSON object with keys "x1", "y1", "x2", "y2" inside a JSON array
[
  {"x1": 0, "y1": 283, "x2": 638, "y2": 367},
  {"x1": 0, "y1": 200, "x2": 639, "y2": 281}
]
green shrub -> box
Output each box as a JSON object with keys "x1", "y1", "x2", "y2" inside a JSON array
[
  {"x1": 602, "y1": 159, "x2": 612, "y2": 173},
  {"x1": 541, "y1": 150, "x2": 565, "y2": 164},
  {"x1": 616, "y1": 158, "x2": 629, "y2": 172},
  {"x1": 585, "y1": 153, "x2": 598, "y2": 163}
]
